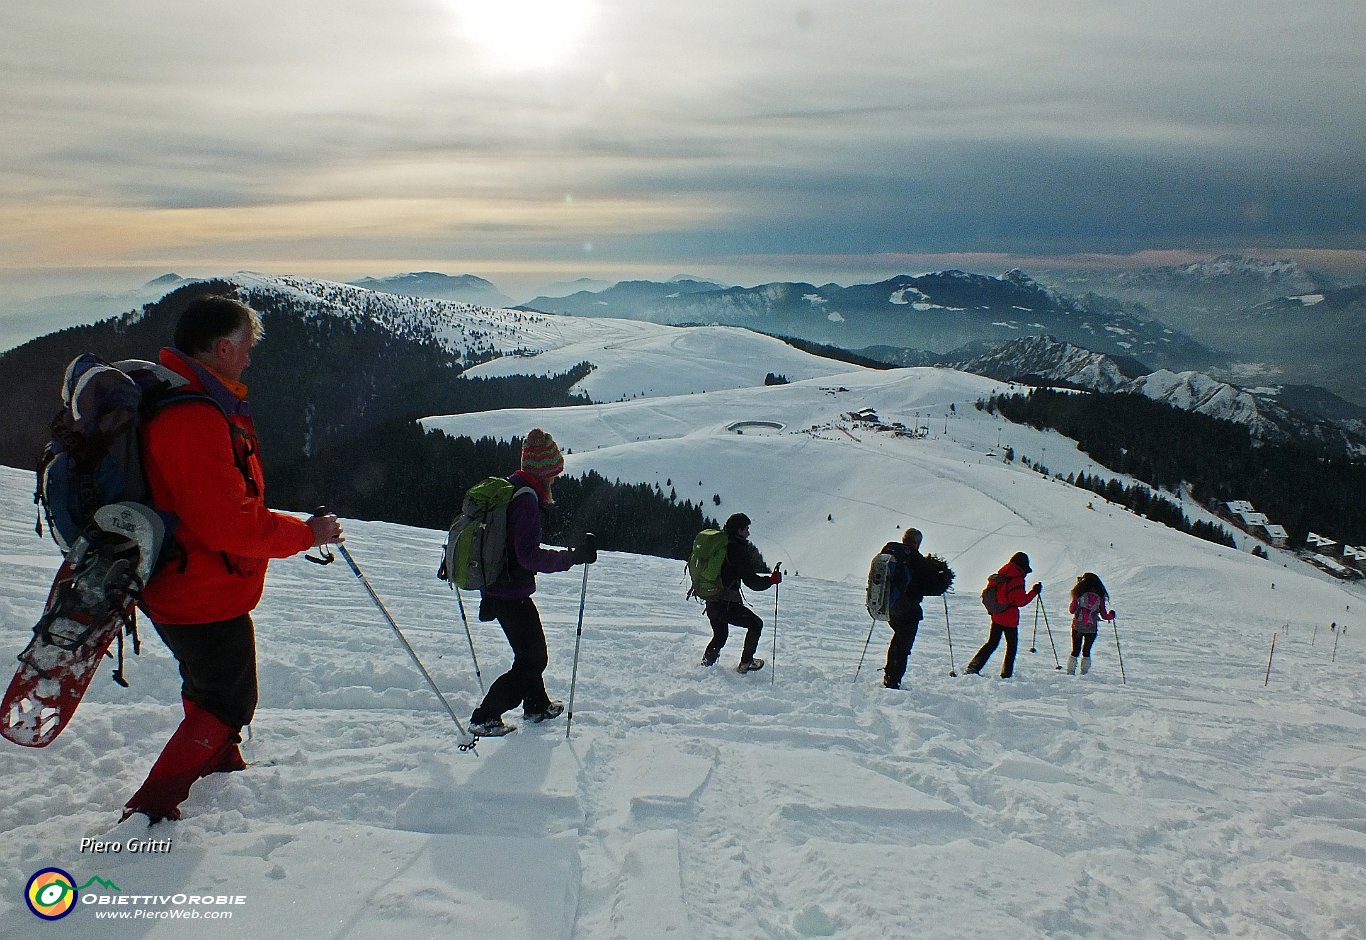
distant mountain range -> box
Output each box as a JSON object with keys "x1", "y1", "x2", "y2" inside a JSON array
[
  {"x1": 1039, "y1": 255, "x2": 1335, "y2": 317},
  {"x1": 3, "y1": 271, "x2": 1361, "y2": 462},
  {"x1": 1032, "y1": 256, "x2": 1365, "y2": 407},
  {"x1": 348, "y1": 272, "x2": 514, "y2": 308},
  {"x1": 523, "y1": 269, "x2": 1228, "y2": 376},
  {"x1": 945, "y1": 335, "x2": 1366, "y2": 454}
]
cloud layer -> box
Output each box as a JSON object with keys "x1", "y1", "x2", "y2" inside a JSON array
[{"x1": 2, "y1": 0, "x2": 1363, "y2": 289}]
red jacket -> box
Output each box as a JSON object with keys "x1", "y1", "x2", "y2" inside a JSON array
[
  {"x1": 139, "y1": 348, "x2": 314, "y2": 624},
  {"x1": 987, "y1": 560, "x2": 1038, "y2": 628}
]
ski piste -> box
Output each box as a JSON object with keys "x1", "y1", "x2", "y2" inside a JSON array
[{"x1": 1, "y1": 554, "x2": 133, "y2": 747}]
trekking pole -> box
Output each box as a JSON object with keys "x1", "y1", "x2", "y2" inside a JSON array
[
  {"x1": 944, "y1": 595, "x2": 958, "y2": 676},
  {"x1": 334, "y1": 542, "x2": 478, "y2": 753},
  {"x1": 1264, "y1": 632, "x2": 1277, "y2": 685},
  {"x1": 771, "y1": 563, "x2": 780, "y2": 686},
  {"x1": 452, "y1": 585, "x2": 486, "y2": 694},
  {"x1": 1112, "y1": 615, "x2": 1127, "y2": 684},
  {"x1": 1038, "y1": 595, "x2": 1062, "y2": 670},
  {"x1": 565, "y1": 539, "x2": 593, "y2": 740},
  {"x1": 1030, "y1": 601, "x2": 1040, "y2": 654},
  {"x1": 853, "y1": 616, "x2": 877, "y2": 684}
]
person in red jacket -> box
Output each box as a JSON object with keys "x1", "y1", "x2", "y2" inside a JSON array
[
  {"x1": 122, "y1": 294, "x2": 343, "y2": 824},
  {"x1": 467, "y1": 429, "x2": 597, "y2": 737},
  {"x1": 964, "y1": 551, "x2": 1041, "y2": 679}
]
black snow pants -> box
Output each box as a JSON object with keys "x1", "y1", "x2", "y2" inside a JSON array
[
  {"x1": 472, "y1": 596, "x2": 554, "y2": 722},
  {"x1": 153, "y1": 614, "x2": 258, "y2": 730},
  {"x1": 882, "y1": 615, "x2": 921, "y2": 688},
  {"x1": 703, "y1": 599, "x2": 763, "y2": 664},
  {"x1": 967, "y1": 624, "x2": 1019, "y2": 678}
]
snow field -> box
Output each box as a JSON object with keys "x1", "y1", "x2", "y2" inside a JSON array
[{"x1": 2, "y1": 459, "x2": 1365, "y2": 938}]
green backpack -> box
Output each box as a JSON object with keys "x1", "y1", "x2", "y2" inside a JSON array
[
  {"x1": 686, "y1": 528, "x2": 729, "y2": 601},
  {"x1": 440, "y1": 477, "x2": 536, "y2": 591}
]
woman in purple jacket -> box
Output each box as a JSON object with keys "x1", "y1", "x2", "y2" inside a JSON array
[{"x1": 468, "y1": 429, "x2": 596, "y2": 737}]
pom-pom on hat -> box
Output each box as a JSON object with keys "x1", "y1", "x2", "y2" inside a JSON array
[{"x1": 520, "y1": 428, "x2": 564, "y2": 480}]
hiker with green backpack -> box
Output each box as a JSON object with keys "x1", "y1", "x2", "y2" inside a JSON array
[
  {"x1": 457, "y1": 429, "x2": 596, "y2": 737},
  {"x1": 689, "y1": 513, "x2": 781, "y2": 674}
]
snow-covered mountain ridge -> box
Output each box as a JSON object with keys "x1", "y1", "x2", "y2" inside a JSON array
[
  {"x1": 520, "y1": 269, "x2": 1222, "y2": 375},
  {"x1": 950, "y1": 335, "x2": 1136, "y2": 393},
  {"x1": 945, "y1": 336, "x2": 1366, "y2": 452}
]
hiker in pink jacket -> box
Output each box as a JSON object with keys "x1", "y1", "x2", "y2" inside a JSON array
[{"x1": 1067, "y1": 572, "x2": 1115, "y2": 675}]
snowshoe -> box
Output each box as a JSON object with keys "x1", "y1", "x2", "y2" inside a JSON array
[
  {"x1": 736, "y1": 658, "x2": 765, "y2": 674},
  {"x1": 523, "y1": 701, "x2": 564, "y2": 723},
  {"x1": 2, "y1": 507, "x2": 161, "y2": 748},
  {"x1": 468, "y1": 717, "x2": 516, "y2": 737}
]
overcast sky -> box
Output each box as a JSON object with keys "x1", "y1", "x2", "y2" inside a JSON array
[{"x1": 2, "y1": 0, "x2": 1363, "y2": 298}]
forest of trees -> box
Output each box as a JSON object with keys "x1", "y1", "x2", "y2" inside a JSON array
[
  {"x1": 1065, "y1": 471, "x2": 1236, "y2": 548},
  {"x1": 979, "y1": 389, "x2": 1366, "y2": 545},
  {"x1": 277, "y1": 429, "x2": 717, "y2": 560}
]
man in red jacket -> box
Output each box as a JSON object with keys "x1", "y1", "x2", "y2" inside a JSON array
[
  {"x1": 123, "y1": 294, "x2": 343, "y2": 824},
  {"x1": 964, "y1": 551, "x2": 1041, "y2": 679}
]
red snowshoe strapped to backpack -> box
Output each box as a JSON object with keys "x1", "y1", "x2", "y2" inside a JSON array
[{"x1": 3, "y1": 354, "x2": 227, "y2": 748}]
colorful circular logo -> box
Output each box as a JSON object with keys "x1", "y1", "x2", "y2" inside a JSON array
[{"x1": 25, "y1": 868, "x2": 78, "y2": 920}]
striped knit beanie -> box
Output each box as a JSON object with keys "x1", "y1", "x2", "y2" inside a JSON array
[{"x1": 520, "y1": 428, "x2": 564, "y2": 479}]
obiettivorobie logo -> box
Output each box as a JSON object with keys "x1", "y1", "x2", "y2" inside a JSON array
[
  {"x1": 25, "y1": 869, "x2": 115, "y2": 921},
  {"x1": 24, "y1": 867, "x2": 244, "y2": 922}
]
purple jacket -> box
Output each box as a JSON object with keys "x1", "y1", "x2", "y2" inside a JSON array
[{"x1": 481, "y1": 470, "x2": 575, "y2": 599}]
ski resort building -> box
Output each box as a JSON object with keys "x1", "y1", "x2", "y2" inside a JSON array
[{"x1": 1222, "y1": 501, "x2": 1288, "y2": 548}]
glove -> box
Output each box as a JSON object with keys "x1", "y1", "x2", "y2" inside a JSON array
[
  {"x1": 770, "y1": 568, "x2": 783, "y2": 585},
  {"x1": 1032, "y1": 582, "x2": 1043, "y2": 597},
  {"x1": 570, "y1": 533, "x2": 597, "y2": 566}
]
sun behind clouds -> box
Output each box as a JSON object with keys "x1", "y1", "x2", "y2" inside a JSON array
[{"x1": 450, "y1": 0, "x2": 596, "y2": 71}]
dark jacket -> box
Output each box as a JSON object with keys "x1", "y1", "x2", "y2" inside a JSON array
[
  {"x1": 482, "y1": 470, "x2": 575, "y2": 599},
  {"x1": 716, "y1": 535, "x2": 774, "y2": 604},
  {"x1": 879, "y1": 541, "x2": 935, "y2": 625}
]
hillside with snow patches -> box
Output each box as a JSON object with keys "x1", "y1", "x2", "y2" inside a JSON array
[
  {"x1": 159, "y1": 274, "x2": 855, "y2": 402},
  {"x1": 174, "y1": 275, "x2": 1366, "y2": 447},
  {"x1": 3, "y1": 317, "x2": 1365, "y2": 938}
]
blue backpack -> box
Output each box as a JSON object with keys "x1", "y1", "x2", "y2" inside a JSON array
[{"x1": 35, "y1": 354, "x2": 221, "y2": 567}]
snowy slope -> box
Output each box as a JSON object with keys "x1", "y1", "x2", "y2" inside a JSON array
[
  {"x1": 425, "y1": 365, "x2": 1264, "y2": 592},
  {"x1": 140, "y1": 273, "x2": 854, "y2": 404},
  {"x1": 460, "y1": 319, "x2": 862, "y2": 403},
  {"x1": 4, "y1": 383, "x2": 1365, "y2": 938}
]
